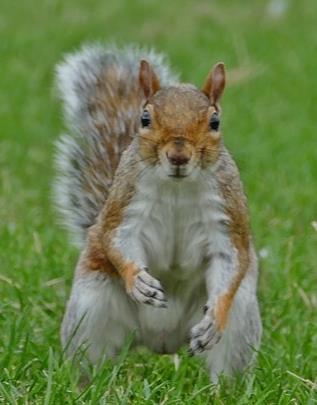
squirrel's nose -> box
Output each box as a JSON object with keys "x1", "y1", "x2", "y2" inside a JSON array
[{"x1": 166, "y1": 151, "x2": 190, "y2": 166}]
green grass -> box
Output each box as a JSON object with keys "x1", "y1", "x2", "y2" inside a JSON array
[{"x1": 1, "y1": 0, "x2": 317, "y2": 402}]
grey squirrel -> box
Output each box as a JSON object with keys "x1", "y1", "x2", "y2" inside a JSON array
[{"x1": 54, "y1": 44, "x2": 262, "y2": 383}]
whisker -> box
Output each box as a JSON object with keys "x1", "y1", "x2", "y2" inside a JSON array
[
  {"x1": 138, "y1": 135, "x2": 157, "y2": 145},
  {"x1": 136, "y1": 155, "x2": 158, "y2": 165},
  {"x1": 136, "y1": 162, "x2": 155, "y2": 183}
]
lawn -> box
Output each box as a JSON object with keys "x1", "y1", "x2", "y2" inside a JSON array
[{"x1": 1, "y1": 0, "x2": 317, "y2": 403}]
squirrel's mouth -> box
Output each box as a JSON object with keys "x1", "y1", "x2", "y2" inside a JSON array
[
  {"x1": 168, "y1": 173, "x2": 188, "y2": 179},
  {"x1": 167, "y1": 165, "x2": 189, "y2": 179}
]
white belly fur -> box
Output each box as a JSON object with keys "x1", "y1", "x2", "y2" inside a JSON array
[{"x1": 115, "y1": 167, "x2": 232, "y2": 352}]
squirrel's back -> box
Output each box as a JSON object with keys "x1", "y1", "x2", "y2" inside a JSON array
[{"x1": 54, "y1": 44, "x2": 178, "y2": 247}]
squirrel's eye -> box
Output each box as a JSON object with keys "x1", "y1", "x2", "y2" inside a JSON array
[
  {"x1": 141, "y1": 110, "x2": 151, "y2": 128},
  {"x1": 209, "y1": 112, "x2": 220, "y2": 131}
]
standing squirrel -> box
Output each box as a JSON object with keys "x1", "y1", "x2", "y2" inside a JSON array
[{"x1": 54, "y1": 44, "x2": 262, "y2": 383}]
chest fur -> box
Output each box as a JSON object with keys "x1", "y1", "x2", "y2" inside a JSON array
[{"x1": 116, "y1": 170, "x2": 231, "y2": 281}]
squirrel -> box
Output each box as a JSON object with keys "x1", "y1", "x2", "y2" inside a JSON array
[{"x1": 54, "y1": 44, "x2": 262, "y2": 383}]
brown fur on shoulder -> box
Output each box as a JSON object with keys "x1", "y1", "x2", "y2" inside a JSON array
[
  {"x1": 213, "y1": 147, "x2": 252, "y2": 330},
  {"x1": 84, "y1": 145, "x2": 140, "y2": 287}
]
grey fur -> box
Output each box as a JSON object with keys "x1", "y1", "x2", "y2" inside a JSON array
[{"x1": 54, "y1": 44, "x2": 178, "y2": 246}]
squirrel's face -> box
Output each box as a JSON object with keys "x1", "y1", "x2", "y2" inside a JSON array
[{"x1": 138, "y1": 60, "x2": 226, "y2": 180}]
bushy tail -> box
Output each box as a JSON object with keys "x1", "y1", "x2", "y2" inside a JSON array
[{"x1": 54, "y1": 44, "x2": 178, "y2": 247}]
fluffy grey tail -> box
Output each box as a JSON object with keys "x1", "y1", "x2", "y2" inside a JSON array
[{"x1": 54, "y1": 44, "x2": 178, "y2": 247}]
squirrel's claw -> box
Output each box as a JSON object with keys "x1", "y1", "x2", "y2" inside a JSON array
[
  {"x1": 129, "y1": 269, "x2": 167, "y2": 308},
  {"x1": 189, "y1": 314, "x2": 222, "y2": 355}
]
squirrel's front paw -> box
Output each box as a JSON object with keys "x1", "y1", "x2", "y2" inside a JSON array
[
  {"x1": 129, "y1": 268, "x2": 167, "y2": 308},
  {"x1": 189, "y1": 312, "x2": 222, "y2": 355}
]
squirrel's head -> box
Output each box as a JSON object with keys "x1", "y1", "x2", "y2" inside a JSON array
[{"x1": 138, "y1": 60, "x2": 226, "y2": 180}]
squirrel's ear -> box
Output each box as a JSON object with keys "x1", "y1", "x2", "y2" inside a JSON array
[
  {"x1": 139, "y1": 60, "x2": 160, "y2": 101},
  {"x1": 202, "y1": 62, "x2": 226, "y2": 108}
]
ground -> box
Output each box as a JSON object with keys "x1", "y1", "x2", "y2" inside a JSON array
[{"x1": 1, "y1": 0, "x2": 317, "y2": 403}]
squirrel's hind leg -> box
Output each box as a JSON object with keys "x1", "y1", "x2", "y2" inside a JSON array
[
  {"x1": 61, "y1": 269, "x2": 138, "y2": 366},
  {"x1": 203, "y1": 284, "x2": 262, "y2": 384}
]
